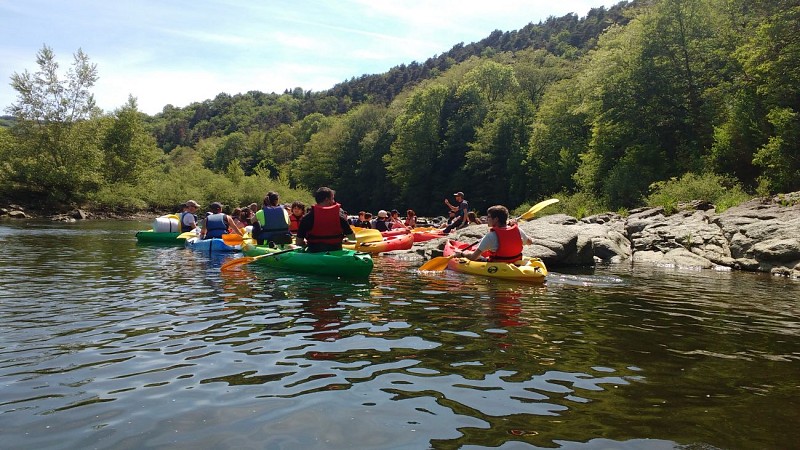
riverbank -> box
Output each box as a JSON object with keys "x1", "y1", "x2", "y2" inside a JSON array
[{"x1": 397, "y1": 192, "x2": 800, "y2": 278}]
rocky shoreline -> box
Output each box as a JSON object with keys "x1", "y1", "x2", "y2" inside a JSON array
[
  {"x1": 3, "y1": 193, "x2": 799, "y2": 277},
  {"x1": 394, "y1": 192, "x2": 800, "y2": 278}
]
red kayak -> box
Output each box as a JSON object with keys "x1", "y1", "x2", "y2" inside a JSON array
[
  {"x1": 380, "y1": 228, "x2": 410, "y2": 238},
  {"x1": 344, "y1": 233, "x2": 414, "y2": 254},
  {"x1": 443, "y1": 239, "x2": 489, "y2": 257},
  {"x1": 412, "y1": 229, "x2": 445, "y2": 242}
]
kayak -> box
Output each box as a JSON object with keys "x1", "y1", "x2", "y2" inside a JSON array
[
  {"x1": 443, "y1": 239, "x2": 489, "y2": 258},
  {"x1": 242, "y1": 245, "x2": 373, "y2": 278},
  {"x1": 343, "y1": 233, "x2": 414, "y2": 254},
  {"x1": 380, "y1": 228, "x2": 410, "y2": 238},
  {"x1": 185, "y1": 237, "x2": 241, "y2": 253},
  {"x1": 446, "y1": 257, "x2": 548, "y2": 283},
  {"x1": 412, "y1": 229, "x2": 445, "y2": 243},
  {"x1": 135, "y1": 230, "x2": 185, "y2": 244}
]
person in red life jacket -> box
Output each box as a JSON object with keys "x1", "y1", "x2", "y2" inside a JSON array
[
  {"x1": 288, "y1": 201, "x2": 306, "y2": 234},
  {"x1": 454, "y1": 205, "x2": 533, "y2": 263},
  {"x1": 252, "y1": 191, "x2": 293, "y2": 246},
  {"x1": 201, "y1": 202, "x2": 243, "y2": 240},
  {"x1": 295, "y1": 187, "x2": 356, "y2": 253}
]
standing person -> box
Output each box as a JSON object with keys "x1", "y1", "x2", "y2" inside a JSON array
[
  {"x1": 180, "y1": 200, "x2": 199, "y2": 232},
  {"x1": 443, "y1": 191, "x2": 469, "y2": 233},
  {"x1": 296, "y1": 187, "x2": 356, "y2": 253},
  {"x1": 454, "y1": 205, "x2": 533, "y2": 263},
  {"x1": 288, "y1": 201, "x2": 306, "y2": 234},
  {"x1": 252, "y1": 191, "x2": 292, "y2": 246},
  {"x1": 201, "y1": 202, "x2": 243, "y2": 240}
]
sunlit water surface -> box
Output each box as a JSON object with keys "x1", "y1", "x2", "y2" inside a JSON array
[{"x1": 1, "y1": 220, "x2": 798, "y2": 449}]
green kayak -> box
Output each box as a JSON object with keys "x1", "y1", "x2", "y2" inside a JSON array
[
  {"x1": 242, "y1": 244, "x2": 373, "y2": 278},
  {"x1": 135, "y1": 230, "x2": 185, "y2": 244}
]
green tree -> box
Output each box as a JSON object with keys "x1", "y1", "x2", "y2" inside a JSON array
[
  {"x1": 6, "y1": 45, "x2": 103, "y2": 203},
  {"x1": 102, "y1": 96, "x2": 161, "y2": 184}
]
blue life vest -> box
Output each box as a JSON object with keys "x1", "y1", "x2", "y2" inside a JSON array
[{"x1": 204, "y1": 213, "x2": 227, "y2": 239}]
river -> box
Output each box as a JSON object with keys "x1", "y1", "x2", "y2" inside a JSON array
[{"x1": 1, "y1": 220, "x2": 798, "y2": 449}]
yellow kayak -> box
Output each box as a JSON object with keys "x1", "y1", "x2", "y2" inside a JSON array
[{"x1": 446, "y1": 257, "x2": 548, "y2": 283}]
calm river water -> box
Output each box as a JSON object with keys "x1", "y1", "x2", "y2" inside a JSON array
[{"x1": 1, "y1": 220, "x2": 798, "y2": 449}]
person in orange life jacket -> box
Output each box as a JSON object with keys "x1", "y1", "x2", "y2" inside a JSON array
[
  {"x1": 252, "y1": 191, "x2": 293, "y2": 246},
  {"x1": 201, "y1": 202, "x2": 243, "y2": 240},
  {"x1": 295, "y1": 187, "x2": 356, "y2": 253},
  {"x1": 372, "y1": 210, "x2": 393, "y2": 232},
  {"x1": 288, "y1": 200, "x2": 306, "y2": 234},
  {"x1": 454, "y1": 205, "x2": 533, "y2": 263},
  {"x1": 179, "y1": 200, "x2": 199, "y2": 232},
  {"x1": 443, "y1": 191, "x2": 469, "y2": 233}
]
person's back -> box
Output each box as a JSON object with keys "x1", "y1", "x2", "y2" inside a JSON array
[
  {"x1": 296, "y1": 187, "x2": 355, "y2": 253},
  {"x1": 203, "y1": 203, "x2": 229, "y2": 239},
  {"x1": 254, "y1": 191, "x2": 292, "y2": 245}
]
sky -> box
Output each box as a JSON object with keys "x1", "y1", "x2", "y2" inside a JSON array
[{"x1": 1, "y1": 0, "x2": 614, "y2": 116}]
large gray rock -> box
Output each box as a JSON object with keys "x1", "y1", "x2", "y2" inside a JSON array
[{"x1": 391, "y1": 192, "x2": 800, "y2": 277}]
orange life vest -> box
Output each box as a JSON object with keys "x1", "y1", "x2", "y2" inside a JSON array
[
  {"x1": 307, "y1": 203, "x2": 344, "y2": 245},
  {"x1": 489, "y1": 224, "x2": 523, "y2": 262}
]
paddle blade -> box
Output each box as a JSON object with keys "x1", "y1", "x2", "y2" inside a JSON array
[
  {"x1": 220, "y1": 256, "x2": 255, "y2": 271},
  {"x1": 419, "y1": 256, "x2": 452, "y2": 271},
  {"x1": 222, "y1": 234, "x2": 244, "y2": 245},
  {"x1": 177, "y1": 231, "x2": 197, "y2": 240},
  {"x1": 518, "y1": 198, "x2": 559, "y2": 222}
]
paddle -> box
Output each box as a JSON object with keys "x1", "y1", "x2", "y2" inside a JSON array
[
  {"x1": 354, "y1": 228, "x2": 382, "y2": 243},
  {"x1": 222, "y1": 233, "x2": 252, "y2": 245},
  {"x1": 220, "y1": 247, "x2": 298, "y2": 272},
  {"x1": 177, "y1": 230, "x2": 198, "y2": 240},
  {"x1": 418, "y1": 198, "x2": 559, "y2": 272}
]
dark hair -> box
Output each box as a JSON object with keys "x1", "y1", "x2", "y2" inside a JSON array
[
  {"x1": 290, "y1": 201, "x2": 305, "y2": 211},
  {"x1": 486, "y1": 205, "x2": 509, "y2": 224},
  {"x1": 264, "y1": 191, "x2": 280, "y2": 206},
  {"x1": 407, "y1": 209, "x2": 415, "y2": 216},
  {"x1": 314, "y1": 187, "x2": 335, "y2": 203},
  {"x1": 364, "y1": 212, "x2": 373, "y2": 219},
  {"x1": 210, "y1": 202, "x2": 223, "y2": 212}
]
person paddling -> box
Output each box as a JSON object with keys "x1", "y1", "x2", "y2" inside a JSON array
[
  {"x1": 201, "y1": 202, "x2": 243, "y2": 240},
  {"x1": 252, "y1": 191, "x2": 292, "y2": 246},
  {"x1": 454, "y1": 205, "x2": 533, "y2": 263},
  {"x1": 295, "y1": 187, "x2": 356, "y2": 253}
]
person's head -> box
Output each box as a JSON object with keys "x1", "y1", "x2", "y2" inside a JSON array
[
  {"x1": 232, "y1": 207, "x2": 241, "y2": 218},
  {"x1": 210, "y1": 202, "x2": 223, "y2": 213},
  {"x1": 314, "y1": 187, "x2": 335, "y2": 205},
  {"x1": 240, "y1": 208, "x2": 252, "y2": 220},
  {"x1": 407, "y1": 209, "x2": 415, "y2": 217},
  {"x1": 377, "y1": 210, "x2": 388, "y2": 219},
  {"x1": 467, "y1": 211, "x2": 478, "y2": 222},
  {"x1": 486, "y1": 205, "x2": 509, "y2": 226},
  {"x1": 390, "y1": 209, "x2": 399, "y2": 218},
  {"x1": 264, "y1": 191, "x2": 280, "y2": 207},
  {"x1": 290, "y1": 201, "x2": 305, "y2": 216},
  {"x1": 358, "y1": 211, "x2": 366, "y2": 219},
  {"x1": 364, "y1": 212, "x2": 373, "y2": 220},
  {"x1": 454, "y1": 191, "x2": 464, "y2": 200},
  {"x1": 248, "y1": 203, "x2": 258, "y2": 213},
  {"x1": 186, "y1": 200, "x2": 200, "y2": 213}
]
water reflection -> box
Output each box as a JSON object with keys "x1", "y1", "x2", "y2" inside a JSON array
[{"x1": 0, "y1": 222, "x2": 799, "y2": 449}]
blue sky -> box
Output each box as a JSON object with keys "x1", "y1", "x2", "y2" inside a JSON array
[{"x1": 1, "y1": 0, "x2": 613, "y2": 115}]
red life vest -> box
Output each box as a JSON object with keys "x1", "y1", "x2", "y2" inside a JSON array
[
  {"x1": 307, "y1": 203, "x2": 344, "y2": 245},
  {"x1": 289, "y1": 213, "x2": 301, "y2": 233},
  {"x1": 489, "y1": 224, "x2": 523, "y2": 262}
]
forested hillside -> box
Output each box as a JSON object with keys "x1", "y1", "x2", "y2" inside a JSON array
[{"x1": 1, "y1": 0, "x2": 798, "y2": 217}]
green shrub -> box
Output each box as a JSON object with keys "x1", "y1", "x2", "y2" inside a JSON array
[
  {"x1": 513, "y1": 191, "x2": 608, "y2": 220},
  {"x1": 646, "y1": 172, "x2": 751, "y2": 214}
]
